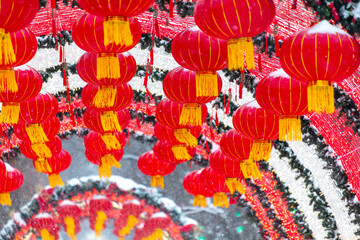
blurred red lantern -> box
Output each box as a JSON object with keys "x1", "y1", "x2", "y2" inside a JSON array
[
  {"x1": 20, "y1": 136, "x2": 62, "y2": 160},
  {"x1": 0, "y1": 163, "x2": 23, "y2": 206},
  {"x1": 141, "y1": 213, "x2": 170, "y2": 240},
  {"x1": 85, "y1": 148, "x2": 124, "y2": 178},
  {"x1": 113, "y1": 200, "x2": 142, "y2": 238},
  {"x1": 220, "y1": 129, "x2": 252, "y2": 160},
  {"x1": 183, "y1": 170, "x2": 213, "y2": 207},
  {"x1": 201, "y1": 167, "x2": 230, "y2": 208},
  {"x1": 84, "y1": 131, "x2": 127, "y2": 153},
  {"x1": 138, "y1": 151, "x2": 176, "y2": 189},
  {"x1": 89, "y1": 195, "x2": 112, "y2": 237},
  {"x1": 256, "y1": 69, "x2": 309, "y2": 141},
  {"x1": 171, "y1": 27, "x2": 227, "y2": 97},
  {"x1": 57, "y1": 200, "x2": 82, "y2": 240},
  {"x1": 280, "y1": 20, "x2": 360, "y2": 113},
  {"x1": 233, "y1": 101, "x2": 279, "y2": 161},
  {"x1": 153, "y1": 141, "x2": 196, "y2": 163},
  {"x1": 163, "y1": 67, "x2": 221, "y2": 125},
  {"x1": 84, "y1": 108, "x2": 131, "y2": 133},
  {"x1": 194, "y1": 0, "x2": 275, "y2": 71},
  {"x1": 31, "y1": 213, "x2": 60, "y2": 240},
  {"x1": 0, "y1": 65, "x2": 42, "y2": 123}
]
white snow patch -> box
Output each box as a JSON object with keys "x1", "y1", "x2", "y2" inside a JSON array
[
  {"x1": 151, "y1": 212, "x2": 167, "y2": 219},
  {"x1": 110, "y1": 176, "x2": 138, "y2": 192},
  {"x1": 13, "y1": 212, "x2": 26, "y2": 227},
  {"x1": 159, "y1": 198, "x2": 180, "y2": 212},
  {"x1": 67, "y1": 178, "x2": 81, "y2": 186},
  {"x1": 14, "y1": 65, "x2": 31, "y2": 71},
  {"x1": 34, "y1": 213, "x2": 52, "y2": 219},
  {"x1": 307, "y1": 20, "x2": 350, "y2": 36},
  {"x1": 92, "y1": 195, "x2": 107, "y2": 200},
  {"x1": 246, "y1": 100, "x2": 261, "y2": 109},
  {"x1": 182, "y1": 217, "x2": 198, "y2": 226},
  {"x1": 59, "y1": 200, "x2": 76, "y2": 207},
  {"x1": 189, "y1": 25, "x2": 200, "y2": 31},
  {"x1": 126, "y1": 199, "x2": 140, "y2": 205},
  {"x1": 5, "y1": 163, "x2": 15, "y2": 172},
  {"x1": 268, "y1": 69, "x2": 290, "y2": 79}
]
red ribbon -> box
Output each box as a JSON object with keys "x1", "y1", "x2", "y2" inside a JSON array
[{"x1": 169, "y1": 0, "x2": 174, "y2": 18}]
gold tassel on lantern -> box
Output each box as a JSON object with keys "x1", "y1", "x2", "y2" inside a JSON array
[
  {"x1": 171, "y1": 145, "x2": 192, "y2": 161},
  {"x1": 95, "y1": 211, "x2": 107, "y2": 237},
  {"x1": 119, "y1": 215, "x2": 138, "y2": 236},
  {"x1": 34, "y1": 158, "x2": 52, "y2": 173},
  {"x1": 213, "y1": 192, "x2": 229, "y2": 208},
  {"x1": 0, "y1": 192, "x2": 12, "y2": 206},
  {"x1": 101, "y1": 133, "x2": 122, "y2": 150},
  {"x1": 196, "y1": 71, "x2": 218, "y2": 97},
  {"x1": 100, "y1": 111, "x2": 122, "y2": 132},
  {"x1": 64, "y1": 216, "x2": 77, "y2": 240},
  {"x1": 0, "y1": 29, "x2": 16, "y2": 65},
  {"x1": 150, "y1": 175, "x2": 164, "y2": 189},
  {"x1": 0, "y1": 103, "x2": 20, "y2": 124},
  {"x1": 25, "y1": 124, "x2": 49, "y2": 144},
  {"x1": 240, "y1": 160, "x2": 262, "y2": 179},
  {"x1": 174, "y1": 128, "x2": 198, "y2": 148},
  {"x1": 93, "y1": 85, "x2": 117, "y2": 108},
  {"x1": 0, "y1": 67, "x2": 17, "y2": 93},
  {"x1": 97, "y1": 53, "x2": 120, "y2": 79},
  {"x1": 307, "y1": 80, "x2": 334, "y2": 113},
  {"x1": 225, "y1": 178, "x2": 245, "y2": 195},
  {"x1": 40, "y1": 229, "x2": 55, "y2": 240},
  {"x1": 227, "y1": 37, "x2": 255, "y2": 71},
  {"x1": 279, "y1": 115, "x2": 301, "y2": 141},
  {"x1": 193, "y1": 195, "x2": 207, "y2": 207},
  {"x1": 249, "y1": 139, "x2": 272, "y2": 161},
  {"x1": 31, "y1": 143, "x2": 52, "y2": 158},
  {"x1": 103, "y1": 16, "x2": 133, "y2": 47},
  {"x1": 99, "y1": 154, "x2": 121, "y2": 178},
  {"x1": 48, "y1": 173, "x2": 64, "y2": 188},
  {"x1": 147, "y1": 229, "x2": 163, "y2": 240},
  {"x1": 180, "y1": 103, "x2": 202, "y2": 126}
]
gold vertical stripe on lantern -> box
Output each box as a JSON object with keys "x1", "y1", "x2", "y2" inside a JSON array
[
  {"x1": 227, "y1": 37, "x2": 255, "y2": 71},
  {"x1": 64, "y1": 216, "x2": 77, "y2": 240},
  {"x1": 279, "y1": 115, "x2": 301, "y2": 141},
  {"x1": 213, "y1": 192, "x2": 229, "y2": 208},
  {"x1": 180, "y1": 103, "x2": 202, "y2": 126},
  {"x1": 101, "y1": 133, "x2": 122, "y2": 150},
  {"x1": 150, "y1": 175, "x2": 164, "y2": 188},
  {"x1": 0, "y1": 103, "x2": 20, "y2": 124},
  {"x1": 100, "y1": 111, "x2": 122, "y2": 132},
  {"x1": 174, "y1": 128, "x2": 198, "y2": 148},
  {"x1": 0, "y1": 29, "x2": 16, "y2": 65},
  {"x1": 0, "y1": 67, "x2": 17, "y2": 93},
  {"x1": 94, "y1": 211, "x2": 107, "y2": 237},
  {"x1": 171, "y1": 145, "x2": 192, "y2": 161},
  {"x1": 104, "y1": 16, "x2": 133, "y2": 47},
  {"x1": 31, "y1": 143, "x2": 53, "y2": 158},
  {"x1": 193, "y1": 195, "x2": 207, "y2": 207},
  {"x1": 195, "y1": 71, "x2": 218, "y2": 97},
  {"x1": 249, "y1": 139, "x2": 272, "y2": 161},
  {"x1": 0, "y1": 193, "x2": 12, "y2": 206},
  {"x1": 307, "y1": 80, "x2": 334, "y2": 113},
  {"x1": 99, "y1": 154, "x2": 121, "y2": 178},
  {"x1": 48, "y1": 173, "x2": 64, "y2": 188},
  {"x1": 240, "y1": 160, "x2": 261, "y2": 179},
  {"x1": 25, "y1": 124, "x2": 49, "y2": 144},
  {"x1": 93, "y1": 85, "x2": 117, "y2": 108},
  {"x1": 225, "y1": 178, "x2": 244, "y2": 195},
  {"x1": 97, "y1": 53, "x2": 120, "y2": 79}
]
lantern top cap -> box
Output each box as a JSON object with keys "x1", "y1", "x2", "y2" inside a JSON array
[
  {"x1": 59, "y1": 200, "x2": 76, "y2": 207},
  {"x1": 268, "y1": 69, "x2": 290, "y2": 79},
  {"x1": 307, "y1": 20, "x2": 350, "y2": 36},
  {"x1": 5, "y1": 163, "x2": 15, "y2": 172},
  {"x1": 246, "y1": 100, "x2": 261, "y2": 109},
  {"x1": 35, "y1": 213, "x2": 52, "y2": 219}
]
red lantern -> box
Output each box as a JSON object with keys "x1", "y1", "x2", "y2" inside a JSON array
[
  {"x1": 57, "y1": 200, "x2": 82, "y2": 240},
  {"x1": 113, "y1": 200, "x2": 143, "y2": 238},
  {"x1": 20, "y1": 136, "x2": 62, "y2": 160},
  {"x1": 138, "y1": 151, "x2": 176, "y2": 189},
  {"x1": 280, "y1": 20, "x2": 360, "y2": 113},
  {"x1": 31, "y1": 213, "x2": 60, "y2": 240},
  {"x1": 256, "y1": 69, "x2": 309, "y2": 141},
  {"x1": 141, "y1": 213, "x2": 170, "y2": 240},
  {"x1": 84, "y1": 131, "x2": 127, "y2": 154},
  {"x1": 85, "y1": 148, "x2": 124, "y2": 178},
  {"x1": 183, "y1": 170, "x2": 213, "y2": 207},
  {"x1": 163, "y1": 67, "x2": 221, "y2": 125},
  {"x1": 153, "y1": 141, "x2": 196, "y2": 163},
  {"x1": 89, "y1": 195, "x2": 112, "y2": 237},
  {"x1": 220, "y1": 129, "x2": 252, "y2": 160},
  {"x1": 84, "y1": 108, "x2": 131, "y2": 133},
  {"x1": 194, "y1": 0, "x2": 275, "y2": 71},
  {"x1": 0, "y1": 65, "x2": 42, "y2": 123},
  {"x1": 233, "y1": 101, "x2": 279, "y2": 161},
  {"x1": 0, "y1": 163, "x2": 23, "y2": 206},
  {"x1": 201, "y1": 167, "x2": 230, "y2": 208}
]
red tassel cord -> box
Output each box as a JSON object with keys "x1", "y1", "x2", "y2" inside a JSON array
[
  {"x1": 146, "y1": 88, "x2": 154, "y2": 101},
  {"x1": 155, "y1": 18, "x2": 160, "y2": 38},
  {"x1": 239, "y1": 81, "x2": 243, "y2": 99},
  {"x1": 50, "y1": 0, "x2": 56, "y2": 8},
  {"x1": 205, "y1": 139, "x2": 210, "y2": 154},
  {"x1": 258, "y1": 53, "x2": 262, "y2": 72},
  {"x1": 144, "y1": 67, "x2": 149, "y2": 87},
  {"x1": 225, "y1": 89, "x2": 231, "y2": 115},
  {"x1": 223, "y1": 92, "x2": 226, "y2": 112},
  {"x1": 169, "y1": 0, "x2": 174, "y2": 18},
  {"x1": 215, "y1": 109, "x2": 219, "y2": 126},
  {"x1": 292, "y1": 0, "x2": 297, "y2": 9},
  {"x1": 136, "y1": 113, "x2": 141, "y2": 129},
  {"x1": 275, "y1": 35, "x2": 279, "y2": 57}
]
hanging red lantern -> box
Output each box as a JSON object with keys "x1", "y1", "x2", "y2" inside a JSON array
[
  {"x1": 89, "y1": 195, "x2": 112, "y2": 237},
  {"x1": 113, "y1": 200, "x2": 143, "y2": 238},
  {"x1": 20, "y1": 136, "x2": 62, "y2": 160},
  {"x1": 233, "y1": 101, "x2": 279, "y2": 161},
  {"x1": 85, "y1": 148, "x2": 124, "y2": 178},
  {"x1": 219, "y1": 129, "x2": 252, "y2": 160},
  {"x1": 84, "y1": 131, "x2": 127, "y2": 154},
  {"x1": 141, "y1": 213, "x2": 170, "y2": 240},
  {"x1": 31, "y1": 213, "x2": 60, "y2": 240},
  {"x1": 201, "y1": 167, "x2": 230, "y2": 208},
  {"x1": 183, "y1": 170, "x2": 213, "y2": 207},
  {"x1": 84, "y1": 108, "x2": 131, "y2": 133},
  {"x1": 153, "y1": 141, "x2": 196, "y2": 163},
  {"x1": 194, "y1": 0, "x2": 275, "y2": 71},
  {"x1": 0, "y1": 163, "x2": 23, "y2": 206},
  {"x1": 0, "y1": 65, "x2": 42, "y2": 123},
  {"x1": 56, "y1": 200, "x2": 82, "y2": 240},
  {"x1": 163, "y1": 67, "x2": 221, "y2": 125},
  {"x1": 171, "y1": 27, "x2": 227, "y2": 97},
  {"x1": 138, "y1": 151, "x2": 176, "y2": 189},
  {"x1": 256, "y1": 69, "x2": 309, "y2": 141},
  {"x1": 280, "y1": 20, "x2": 360, "y2": 113}
]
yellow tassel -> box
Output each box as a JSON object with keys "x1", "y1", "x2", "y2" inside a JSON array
[
  {"x1": 179, "y1": 103, "x2": 202, "y2": 126},
  {"x1": 0, "y1": 103, "x2": 20, "y2": 124},
  {"x1": 193, "y1": 195, "x2": 207, "y2": 207},
  {"x1": 104, "y1": 16, "x2": 133, "y2": 47},
  {"x1": 93, "y1": 86, "x2": 117, "y2": 108},
  {"x1": 95, "y1": 211, "x2": 107, "y2": 237},
  {"x1": 34, "y1": 158, "x2": 52, "y2": 173},
  {"x1": 249, "y1": 140, "x2": 272, "y2": 161},
  {"x1": 227, "y1": 37, "x2": 255, "y2": 71},
  {"x1": 151, "y1": 175, "x2": 164, "y2": 189},
  {"x1": 25, "y1": 124, "x2": 49, "y2": 144},
  {"x1": 119, "y1": 237, "x2": 125, "y2": 240},
  {"x1": 213, "y1": 192, "x2": 229, "y2": 208},
  {"x1": 171, "y1": 145, "x2": 192, "y2": 161},
  {"x1": 48, "y1": 173, "x2": 64, "y2": 188},
  {"x1": 64, "y1": 216, "x2": 77, "y2": 240},
  {"x1": 40, "y1": 229, "x2": 55, "y2": 240},
  {"x1": 31, "y1": 143, "x2": 52, "y2": 158},
  {"x1": 100, "y1": 111, "x2": 122, "y2": 132},
  {"x1": 174, "y1": 128, "x2": 198, "y2": 148},
  {"x1": 0, "y1": 67, "x2": 17, "y2": 93},
  {"x1": 307, "y1": 80, "x2": 334, "y2": 113},
  {"x1": 0, "y1": 192, "x2": 11, "y2": 206},
  {"x1": 101, "y1": 133, "x2": 122, "y2": 150},
  {"x1": 225, "y1": 178, "x2": 245, "y2": 195},
  {"x1": 240, "y1": 160, "x2": 262, "y2": 179},
  {"x1": 149, "y1": 229, "x2": 163, "y2": 240},
  {"x1": 0, "y1": 29, "x2": 16, "y2": 65},
  {"x1": 195, "y1": 71, "x2": 218, "y2": 97},
  {"x1": 279, "y1": 116, "x2": 301, "y2": 141},
  {"x1": 99, "y1": 154, "x2": 121, "y2": 178},
  {"x1": 97, "y1": 53, "x2": 120, "y2": 79},
  {"x1": 119, "y1": 215, "x2": 138, "y2": 236}
]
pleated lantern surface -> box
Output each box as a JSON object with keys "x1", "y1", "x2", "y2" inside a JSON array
[
  {"x1": 194, "y1": 0, "x2": 275, "y2": 71},
  {"x1": 84, "y1": 131, "x2": 127, "y2": 154},
  {"x1": 84, "y1": 108, "x2": 131, "y2": 133},
  {"x1": 163, "y1": 67, "x2": 221, "y2": 126},
  {"x1": 72, "y1": 13, "x2": 141, "y2": 79},
  {"x1": 89, "y1": 195, "x2": 112, "y2": 237},
  {"x1": 140, "y1": 213, "x2": 170, "y2": 240},
  {"x1": 279, "y1": 20, "x2": 360, "y2": 113},
  {"x1": 171, "y1": 27, "x2": 227, "y2": 97},
  {"x1": 0, "y1": 163, "x2": 23, "y2": 206},
  {"x1": 31, "y1": 213, "x2": 60, "y2": 240},
  {"x1": 153, "y1": 141, "x2": 196, "y2": 163},
  {"x1": 233, "y1": 101, "x2": 279, "y2": 161},
  {"x1": 256, "y1": 69, "x2": 308, "y2": 141},
  {"x1": 183, "y1": 170, "x2": 213, "y2": 207},
  {"x1": 20, "y1": 136, "x2": 62, "y2": 163},
  {"x1": 56, "y1": 200, "x2": 82, "y2": 240},
  {"x1": 201, "y1": 167, "x2": 230, "y2": 208},
  {"x1": 138, "y1": 151, "x2": 176, "y2": 189},
  {"x1": 113, "y1": 200, "x2": 142, "y2": 238},
  {"x1": 85, "y1": 148, "x2": 124, "y2": 178}
]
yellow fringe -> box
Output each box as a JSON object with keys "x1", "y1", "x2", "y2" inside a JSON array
[
  {"x1": 151, "y1": 175, "x2": 164, "y2": 189},
  {"x1": 179, "y1": 103, "x2": 202, "y2": 126},
  {"x1": 174, "y1": 128, "x2": 198, "y2": 148},
  {"x1": 100, "y1": 111, "x2": 122, "y2": 132},
  {"x1": 307, "y1": 80, "x2": 334, "y2": 113},
  {"x1": 249, "y1": 140, "x2": 272, "y2": 161},
  {"x1": 146, "y1": 229, "x2": 163, "y2": 240},
  {"x1": 93, "y1": 86, "x2": 117, "y2": 108},
  {"x1": 193, "y1": 195, "x2": 207, "y2": 207},
  {"x1": 99, "y1": 154, "x2": 121, "y2": 178},
  {"x1": 171, "y1": 145, "x2": 192, "y2": 160},
  {"x1": 31, "y1": 142, "x2": 53, "y2": 158},
  {"x1": 97, "y1": 53, "x2": 120, "y2": 79},
  {"x1": 64, "y1": 216, "x2": 77, "y2": 240},
  {"x1": 213, "y1": 192, "x2": 229, "y2": 208},
  {"x1": 48, "y1": 173, "x2": 64, "y2": 188},
  {"x1": 0, "y1": 29, "x2": 16, "y2": 65},
  {"x1": 34, "y1": 158, "x2": 52, "y2": 173},
  {"x1": 119, "y1": 215, "x2": 138, "y2": 236},
  {"x1": 279, "y1": 116, "x2": 301, "y2": 141},
  {"x1": 40, "y1": 229, "x2": 55, "y2": 240},
  {"x1": 25, "y1": 124, "x2": 49, "y2": 144},
  {"x1": 104, "y1": 16, "x2": 133, "y2": 47},
  {"x1": 0, "y1": 192, "x2": 11, "y2": 206},
  {"x1": 101, "y1": 133, "x2": 122, "y2": 150},
  {"x1": 240, "y1": 160, "x2": 262, "y2": 179},
  {"x1": 227, "y1": 37, "x2": 255, "y2": 71},
  {"x1": 195, "y1": 71, "x2": 218, "y2": 97},
  {"x1": 95, "y1": 211, "x2": 107, "y2": 237},
  {"x1": 225, "y1": 178, "x2": 245, "y2": 195},
  {"x1": 0, "y1": 68, "x2": 17, "y2": 93},
  {"x1": 0, "y1": 103, "x2": 20, "y2": 124}
]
